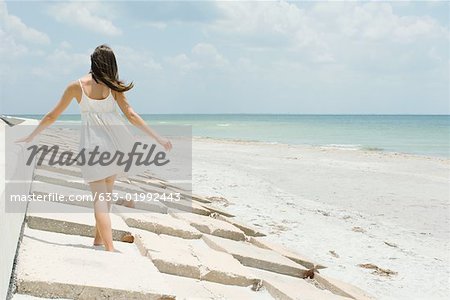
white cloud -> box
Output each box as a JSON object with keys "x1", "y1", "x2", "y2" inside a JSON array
[
  {"x1": 0, "y1": 1, "x2": 50, "y2": 45},
  {"x1": 59, "y1": 41, "x2": 72, "y2": 49},
  {"x1": 212, "y1": 1, "x2": 448, "y2": 45},
  {"x1": 166, "y1": 53, "x2": 200, "y2": 73},
  {"x1": 211, "y1": 1, "x2": 308, "y2": 48},
  {"x1": 137, "y1": 21, "x2": 167, "y2": 30},
  {"x1": 0, "y1": 1, "x2": 50, "y2": 59},
  {"x1": 47, "y1": 2, "x2": 122, "y2": 36},
  {"x1": 0, "y1": 29, "x2": 28, "y2": 57},
  {"x1": 166, "y1": 43, "x2": 228, "y2": 74},
  {"x1": 29, "y1": 44, "x2": 161, "y2": 81},
  {"x1": 31, "y1": 47, "x2": 89, "y2": 79},
  {"x1": 191, "y1": 43, "x2": 228, "y2": 67},
  {"x1": 329, "y1": 2, "x2": 448, "y2": 43},
  {"x1": 208, "y1": 1, "x2": 448, "y2": 67},
  {"x1": 113, "y1": 45, "x2": 162, "y2": 71}
]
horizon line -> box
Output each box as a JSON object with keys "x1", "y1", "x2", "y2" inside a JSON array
[{"x1": 8, "y1": 113, "x2": 450, "y2": 116}]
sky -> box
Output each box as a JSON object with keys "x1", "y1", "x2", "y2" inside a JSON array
[{"x1": 0, "y1": 0, "x2": 449, "y2": 115}]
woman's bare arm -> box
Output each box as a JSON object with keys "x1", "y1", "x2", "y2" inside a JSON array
[
  {"x1": 16, "y1": 81, "x2": 78, "y2": 143},
  {"x1": 113, "y1": 90, "x2": 172, "y2": 151}
]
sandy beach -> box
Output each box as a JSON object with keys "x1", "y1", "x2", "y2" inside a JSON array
[{"x1": 192, "y1": 138, "x2": 450, "y2": 300}]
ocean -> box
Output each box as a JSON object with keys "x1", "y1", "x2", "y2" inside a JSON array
[{"x1": 13, "y1": 114, "x2": 450, "y2": 157}]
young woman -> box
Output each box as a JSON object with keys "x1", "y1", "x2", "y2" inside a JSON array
[{"x1": 17, "y1": 44, "x2": 172, "y2": 252}]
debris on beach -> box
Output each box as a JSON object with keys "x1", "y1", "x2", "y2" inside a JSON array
[
  {"x1": 268, "y1": 223, "x2": 289, "y2": 234},
  {"x1": 384, "y1": 241, "x2": 398, "y2": 248},
  {"x1": 209, "y1": 212, "x2": 220, "y2": 218},
  {"x1": 329, "y1": 250, "x2": 340, "y2": 258},
  {"x1": 205, "y1": 195, "x2": 230, "y2": 206},
  {"x1": 302, "y1": 266, "x2": 321, "y2": 279},
  {"x1": 316, "y1": 209, "x2": 330, "y2": 216},
  {"x1": 358, "y1": 263, "x2": 398, "y2": 277},
  {"x1": 121, "y1": 234, "x2": 134, "y2": 243},
  {"x1": 251, "y1": 280, "x2": 263, "y2": 291},
  {"x1": 352, "y1": 226, "x2": 366, "y2": 233}
]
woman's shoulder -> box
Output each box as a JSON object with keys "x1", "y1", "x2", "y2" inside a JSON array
[
  {"x1": 60, "y1": 79, "x2": 84, "y2": 102},
  {"x1": 64, "y1": 79, "x2": 82, "y2": 92},
  {"x1": 77, "y1": 75, "x2": 91, "y2": 86}
]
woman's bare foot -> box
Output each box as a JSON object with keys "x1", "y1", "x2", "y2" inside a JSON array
[
  {"x1": 93, "y1": 236, "x2": 103, "y2": 246},
  {"x1": 104, "y1": 245, "x2": 115, "y2": 252}
]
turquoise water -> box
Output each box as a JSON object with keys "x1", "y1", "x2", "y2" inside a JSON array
[{"x1": 13, "y1": 114, "x2": 450, "y2": 157}]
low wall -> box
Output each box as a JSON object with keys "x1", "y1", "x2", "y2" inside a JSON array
[{"x1": 0, "y1": 117, "x2": 38, "y2": 299}]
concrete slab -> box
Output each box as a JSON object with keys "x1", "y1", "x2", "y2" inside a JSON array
[
  {"x1": 163, "y1": 273, "x2": 274, "y2": 300},
  {"x1": 26, "y1": 201, "x2": 133, "y2": 242},
  {"x1": 31, "y1": 180, "x2": 94, "y2": 209},
  {"x1": 314, "y1": 273, "x2": 376, "y2": 300},
  {"x1": 134, "y1": 172, "x2": 169, "y2": 188},
  {"x1": 17, "y1": 229, "x2": 273, "y2": 300},
  {"x1": 129, "y1": 175, "x2": 169, "y2": 189},
  {"x1": 112, "y1": 205, "x2": 202, "y2": 239},
  {"x1": 163, "y1": 198, "x2": 211, "y2": 215},
  {"x1": 248, "y1": 268, "x2": 351, "y2": 300},
  {"x1": 12, "y1": 293, "x2": 71, "y2": 300},
  {"x1": 249, "y1": 237, "x2": 325, "y2": 270},
  {"x1": 166, "y1": 190, "x2": 213, "y2": 204},
  {"x1": 22, "y1": 227, "x2": 141, "y2": 256},
  {"x1": 190, "y1": 194, "x2": 214, "y2": 204},
  {"x1": 15, "y1": 227, "x2": 175, "y2": 300},
  {"x1": 216, "y1": 215, "x2": 266, "y2": 237},
  {"x1": 36, "y1": 163, "x2": 82, "y2": 178},
  {"x1": 114, "y1": 180, "x2": 151, "y2": 194},
  {"x1": 135, "y1": 230, "x2": 201, "y2": 279},
  {"x1": 134, "y1": 229, "x2": 257, "y2": 286},
  {"x1": 129, "y1": 180, "x2": 172, "y2": 195},
  {"x1": 198, "y1": 203, "x2": 235, "y2": 217},
  {"x1": 33, "y1": 169, "x2": 88, "y2": 191},
  {"x1": 33, "y1": 169, "x2": 148, "y2": 195},
  {"x1": 170, "y1": 211, "x2": 246, "y2": 241},
  {"x1": 202, "y1": 234, "x2": 308, "y2": 278},
  {"x1": 31, "y1": 180, "x2": 168, "y2": 214},
  {"x1": 113, "y1": 190, "x2": 169, "y2": 214}
]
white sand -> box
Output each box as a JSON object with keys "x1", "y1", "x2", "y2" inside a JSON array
[{"x1": 192, "y1": 138, "x2": 450, "y2": 300}]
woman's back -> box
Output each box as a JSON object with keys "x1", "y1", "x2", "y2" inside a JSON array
[{"x1": 78, "y1": 77, "x2": 116, "y2": 114}]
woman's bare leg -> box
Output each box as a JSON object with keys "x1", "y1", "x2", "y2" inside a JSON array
[
  {"x1": 89, "y1": 178, "x2": 114, "y2": 251},
  {"x1": 93, "y1": 175, "x2": 117, "y2": 246},
  {"x1": 93, "y1": 226, "x2": 103, "y2": 246},
  {"x1": 105, "y1": 174, "x2": 117, "y2": 200}
]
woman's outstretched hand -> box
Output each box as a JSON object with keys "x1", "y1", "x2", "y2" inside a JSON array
[
  {"x1": 157, "y1": 137, "x2": 172, "y2": 152},
  {"x1": 15, "y1": 135, "x2": 34, "y2": 143}
]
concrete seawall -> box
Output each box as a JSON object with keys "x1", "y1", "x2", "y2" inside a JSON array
[{"x1": 0, "y1": 117, "x2": 38, "y2": 299}]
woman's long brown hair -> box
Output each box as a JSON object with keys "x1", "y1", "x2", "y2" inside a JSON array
[{"x1": 89, "y1": 44, "x2": 134, "y2": 92}]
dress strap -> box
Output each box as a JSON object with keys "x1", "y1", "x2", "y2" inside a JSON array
[{"x1": 78, "y1": 79, "x2": 85, "y2": 95}]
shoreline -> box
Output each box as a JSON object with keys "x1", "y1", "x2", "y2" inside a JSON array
[{"x1": 192, "y1": 136, "x2": 450, "y2": 162}]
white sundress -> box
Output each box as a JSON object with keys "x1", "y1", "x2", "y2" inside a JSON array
[{"x1": 77, "y1": 79, "x2": 142, "y2": 183}]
